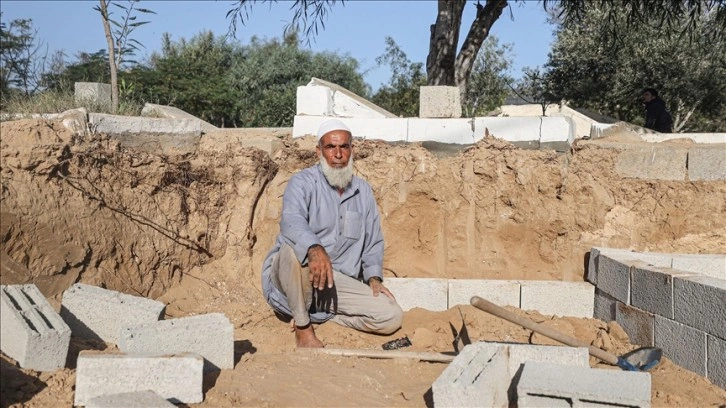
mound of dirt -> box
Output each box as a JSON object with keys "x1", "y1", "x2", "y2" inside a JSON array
[{"x1": 1, "y1": 119, "x2": 724, "y2": 407}]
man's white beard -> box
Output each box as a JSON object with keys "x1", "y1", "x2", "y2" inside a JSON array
[{"x1": 320, "y1": 154, "x2": 354, "y2": 190}]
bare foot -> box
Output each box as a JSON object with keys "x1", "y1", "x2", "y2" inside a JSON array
[{"x1": 294, "y1": 323, "x2": 324, "y2": 348}]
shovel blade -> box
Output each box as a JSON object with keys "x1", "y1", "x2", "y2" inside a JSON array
[{"x1": 619, "y1": 347, "x2": 663, "y2": 371}]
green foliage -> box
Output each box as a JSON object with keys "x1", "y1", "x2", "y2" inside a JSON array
[
  {"x1": 463, "y1": 35, "x2": 515, "y2": 117},
  {"x1": 228, "y1": 32, "x2": 368, "y2": 127},
  {"x1": 43, "y1": 50, "x2": 110, "y2": 93},
  {"x1": 0, "y1": 17, "x2": 48, "y2": 98},
  {"x1": 93, "y1": 0, "x2": 155, "y2": 70},
  {"x1": 545, "y1": 4, "x2": 726, "y2": 131},
  {"x1": 370, "y1": 37, "x2": 426, "y2": 117},
  {"x1": 131, "y1": 31, "x2": 243, "y2": 127}
]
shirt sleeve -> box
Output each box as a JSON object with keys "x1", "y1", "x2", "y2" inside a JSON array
[
  {"x1": 360, "y1": 185, "x2": 385, "y2": 282},
  {"x1": 280, "y1": 174, "x2": 321, "y2": 264}
]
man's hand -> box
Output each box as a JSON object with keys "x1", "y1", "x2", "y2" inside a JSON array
[
  {"x1": 368, "y1": 277, "x2": 395, "y2": 300},
  {"x1": 308, "y1": 245, "x2": 334, "y2": 290}
]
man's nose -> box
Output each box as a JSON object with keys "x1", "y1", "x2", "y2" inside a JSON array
[{"x1": 334, "y1": 147, "x2": 343, "y2": 158}]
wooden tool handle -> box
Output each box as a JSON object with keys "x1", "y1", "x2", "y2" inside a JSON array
[
  {"x1": 470, "y1": 296, "x2": 619, "y2": 365},
  {"x1": 298, "y1": 347, "x2": 455, "y2": 363}
]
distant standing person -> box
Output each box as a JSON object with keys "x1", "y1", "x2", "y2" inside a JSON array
[{"x1": 642, "y1": 88, "x2": 673, "y2": 133}]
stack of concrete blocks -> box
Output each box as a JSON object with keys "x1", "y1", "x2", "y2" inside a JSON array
[
  {"x1": 419, "y1": 86, "x2": 461, "y2": 118},
  {"x1": 588, "y1": 247, "x2": 726, "y2": 389},
  {"x1": 433, "y1": 341, "x2": 649, "y2": 407},
  {"x1": 75, "y1": 82, "x2": 111, "y2": 107},
  {"x1": 60, "y1": 283, "x2": 235, "y2": 405},
  {"x1": 384, "y1": 278, "x2": 594, "y2": 318},
  {"x1": 292, "y1": 78, "x2": 575, "y2": 151},
  {"x1": 74, "y1": 352, "x2": 203, "y2": 406},
  {"x1": 516, "y1": 361, "x2": 651, "y2": 407},
  {"x1": 0, "y1": 284, "x2": 71, "y2": 371}
]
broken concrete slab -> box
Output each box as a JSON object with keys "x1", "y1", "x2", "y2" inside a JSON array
[
  {"x1": 0, "y1": 284, "x2": 71, "y2": 371},
  {"x1": 88, "y1": 113, "x2": 202, "y2": 155},
  {"x1": 296, "y1": 77, "x2": 397, "y2": 119},
  {"x1": 60, "y1": 283, "x2": 165, "y2": 344},
  {"x1": 74, "y1": 352, "x2": 203, "y2": 406},
  {"x1": 517, "y1": 361, "x2": 651, "y2": 407},
  {"x1": 86, "y1": 390, "x2": 175, "y2": 408},
  {"x1": 614, "y1": 145, "x2": 688, "y2": 180},
  {"x1": 141, "y1": 103, "x2": 218, "y2": 133},
  {"x1": 119, "y1": 313, "x2": 234, "y2": 371}
]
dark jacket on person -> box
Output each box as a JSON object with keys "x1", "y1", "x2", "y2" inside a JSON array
[{"x1": 644, "y1": 97, "x2": 673, "y2": 133}]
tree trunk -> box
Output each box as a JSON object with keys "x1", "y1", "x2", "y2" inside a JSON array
[
  {"x1": 454, "y1": 0, "x2": 508, "y2": 102},
  {"x1": 427, "y1": 0, "x2": 466, "y2": 86},
  {"x1": 98, "y1": 0, "x2": 118, "y2": 112}
]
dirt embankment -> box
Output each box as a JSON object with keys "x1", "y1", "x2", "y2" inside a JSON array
[{"x1": 1, "y1": 119, "x2": 725, "y2": 407}]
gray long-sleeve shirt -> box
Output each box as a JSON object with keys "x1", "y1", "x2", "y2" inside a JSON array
[{"x1": 261, "y1": 164, "x2": 384, "y2": 322}]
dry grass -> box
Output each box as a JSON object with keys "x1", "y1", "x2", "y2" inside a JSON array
[{"x1": 1, "y1": 90, "x2": 144, "y2": 120}]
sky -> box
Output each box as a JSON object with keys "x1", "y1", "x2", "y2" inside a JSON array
[{"x1": 1, "y1": 0, "x2": 557, "y2": 91}]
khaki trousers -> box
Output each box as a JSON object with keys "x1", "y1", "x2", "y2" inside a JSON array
[{"x1": 271, "y1": 243, "x2": 402, "y2": 334}]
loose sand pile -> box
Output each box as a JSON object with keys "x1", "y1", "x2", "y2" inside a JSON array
[{"x1": 1, "y1": 119, "x2": 724, "y2": 407}]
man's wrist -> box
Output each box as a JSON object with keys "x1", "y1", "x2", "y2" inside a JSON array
[{"x1": 368, "y1": 276, "x2": 382, "y2": 284}]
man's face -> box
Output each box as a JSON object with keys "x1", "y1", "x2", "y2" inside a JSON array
[
  {"x1": 317, "y1": 130, "x2": 353, "y2": 168},
  {"x1": 642, "y1": 91, "x2": 655, "y2": 103}
]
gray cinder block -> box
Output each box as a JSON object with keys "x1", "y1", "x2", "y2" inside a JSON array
[
  {"x1": 673, "y1": 275, "x2": 726, "y2": 339},
  {"x1": 0, "y1": 285, "x2": 71, "y2": 371},
  {"x1": 654, "y1": 315, "x2": 707, "y2": 376},
  {"x1": 688, "y1": 145, "x2": 726, "y2": 181},
  {"x1": 517, "y1": 361, "x2": 651, "y2": 407},
  {"x1": 615, "y1": 145, "x2": 688, "y2": 181},
  {"x1": 60, "y1": 283, "x2": 165, "y2": 344},
  {"x1": 75, "y1": 82, "x2": 111, "y2": 106},
  {"x1": 616, "y1": 303, "x2": 654, "y2": 346},
  {"x1": 432, "y1": 342, "x2": 510, "y2": 408},
  {"x1": 433, "y1": 342, "x2": 589, "y2": 408},
  {"x1": 86, "y1": 390, "x2": 175, "y2": 407},
  {"x1": 74, "y1": 352, "x2": 203, "y2": 406},
  {"x1": 119, "y1": 313, "x2": 234, "y2": 371},
  {"x1": 383, "y1": 278, "x2": 448, "y2": 311},
  {"x1": 707, "y1": 335, "x2": 726, "y2": 389},
  {"x1": 447, "y1": 279, "x2": 520, "y2": 309},
  {"x1": 519, "y1": 281, "x2": 594, "y2": 317},
  {"x1": 631, "y1": 266, "x2": 695, "y2": 319},
  {"x1": 596, "y1": 255, "x2": 633, "y2": 304},
  {"x1": 594, "y1": 287, "x2": 617, "y2": 322}
]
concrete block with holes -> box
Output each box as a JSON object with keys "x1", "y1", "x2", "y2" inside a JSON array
[
  {"x1": 119, "y1": 313, "x2": 234, "y2": 371},
  {"x1": 60, "y1": 283, "x2": 165, "y2": 344},
  {"x1": 0, "y1": 284, "x2": 71, "y2": 371}
]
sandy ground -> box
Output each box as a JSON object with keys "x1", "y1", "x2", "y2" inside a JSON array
[{"x1": 1, "y1": 119, "x2": 725, "y2": 407}]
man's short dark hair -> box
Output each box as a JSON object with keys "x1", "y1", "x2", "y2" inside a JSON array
[{"x1": 643, "y1": 87, "x2": 658, "y2": 97}]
